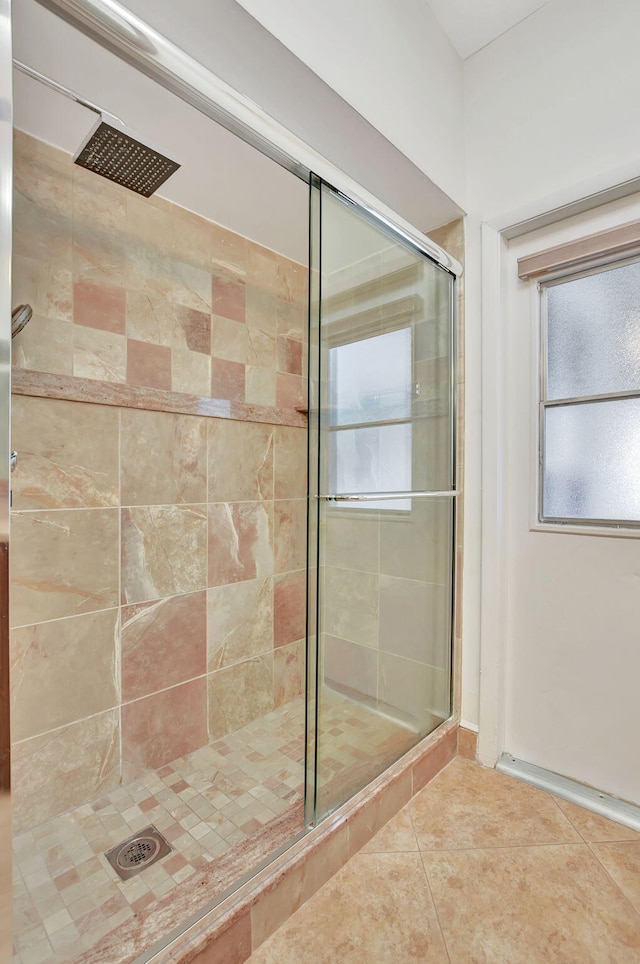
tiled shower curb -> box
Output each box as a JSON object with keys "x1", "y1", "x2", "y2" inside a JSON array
[{"x1": 151, "y1": 720, "x2": 467, "y2": 964}]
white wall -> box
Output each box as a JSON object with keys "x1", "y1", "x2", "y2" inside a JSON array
[
  {"x1": 465, "y1": 0, "x2": 640, "y2": 222},
  {"x1": 502, "y1": 197, "x2": 640, "y2": 805},
  {"x1": 234, "y1": 0, "x2": 467, "y2": 208}
]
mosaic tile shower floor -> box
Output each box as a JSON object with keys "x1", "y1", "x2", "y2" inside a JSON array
[{"x1": 12, "y1": 690, "x2": 415, "y2": 964}]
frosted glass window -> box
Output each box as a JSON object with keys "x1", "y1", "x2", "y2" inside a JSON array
[
  {"x1": 329, "y1": 328, "x2": 412, "y2": 426},
  {"x1": 547, "y1": 260, "x2": 640, "y2": 400},
  {"x1": 543, "y1": 398, "x2": 640, "y2": 521}
]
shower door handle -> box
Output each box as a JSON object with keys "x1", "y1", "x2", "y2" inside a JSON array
[{"x1": 321, "y1": 490, "x2": 458, "y2": 502}]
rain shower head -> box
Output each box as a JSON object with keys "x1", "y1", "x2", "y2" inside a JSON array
[
  {"x1": 14, "y1": 60, "x2": 180, "y2": 197},
  {"x1": 74, "y1": 116, "x2": 181, "y2": 197}
]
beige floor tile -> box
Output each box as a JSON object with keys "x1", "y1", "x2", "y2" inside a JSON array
[
  {"x1": 409, "y1": 757, "x2": 580, "y2": 850},
  {"x1": 554, "y1": 797, "x2": 640, "y2": 842},
  {"x1": 249, "y1": 852, "x2": 448, "y2": 964},
  {"x1": 361, "y1": 807, "x2": 418, "y2": 854},
  {"x1": 591, "y1": 841, "x2": 640, "y2": 912},
  {"x1": 424, "y1": 843, "x2": 640, "y2": 963}
]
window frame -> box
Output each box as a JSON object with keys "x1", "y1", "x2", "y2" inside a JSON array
[
  {"x1": 326, "y1": 317, "x2": 416, "y2": 516},
  {"x1": 537, "y1": 252, "x2": 640, "y2": 530}
]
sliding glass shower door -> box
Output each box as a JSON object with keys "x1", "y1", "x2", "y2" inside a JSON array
[{"x1": 307, "y1": 179, "x2": 456, "y2": 823}]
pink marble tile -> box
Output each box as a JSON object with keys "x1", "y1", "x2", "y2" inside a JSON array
[
  {"x1": 121, "y1": 677, "x2": 208, "y2": 774},
  {"x1": 127, "y1": 339, "x2": 172, "y2": 391},
  {"x1": 274, "y1": 570, "x2": 306, "y2": 648},
  {"x1": 212, "y1": 358, "x2": 246, "y2": 402},
  {"x1": 412, "y1": 725, "x2": 458, "y2": 794},
  {"x1": 73, "y1": 280, "x2": 125, "y2": 335},
  {"x1": 183, "y1": 910, "x2": 251, "y2": 964},
  {"x1": 276, "y1": 336, "x2": 303, "y2": 376},
  {"x1": 121, "y1": 591, "x2": 207, "y2": 701},
  {"x1": 273, "y1": 500, "x2": 307, "y2": 574},
  {"x1": 212, "y1": 276, "x2": 246, "y2": 323},
  {"x1": 208, "y1": 502, "x2": 273, "y2": 588},
  {"x1": 276, "y1": 373, "x2": 305, "y2": 411}
]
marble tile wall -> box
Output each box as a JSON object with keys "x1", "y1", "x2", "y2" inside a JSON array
[
  {"x1": 11, "y1": 130, "x2": 307, "y2": 408},
  {"x1": 10, "y1": 399, "x2": 307, "y2": 831},
  {"x1": 10, "y1": 131, "x2": 309, "y2": 832}
]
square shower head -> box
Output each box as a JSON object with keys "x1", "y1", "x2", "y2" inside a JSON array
[{"x1": 74, "y1": 117, "x2": 180, "y2": 197}]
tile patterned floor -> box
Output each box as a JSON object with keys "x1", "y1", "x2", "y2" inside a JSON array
[
  {"x1": 12, "y1": 689, "x2": 414, "y2": 964},
  {"x1": 249, "y1": 756, "x2": 640, "y2": 963}
]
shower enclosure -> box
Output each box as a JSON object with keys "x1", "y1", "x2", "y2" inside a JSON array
[{"x1": 3, "y1": 2, "x2": 460, "y2": 961}]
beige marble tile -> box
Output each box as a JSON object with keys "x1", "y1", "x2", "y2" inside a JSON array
[
  {"x1": 11, "y1": 508, "x2": 119, "y2": 627},
  {"x1": 323, "y1": 513, "x2": 379, "y2": 573},
  {"x1": 379, "y1": 498, "x2": 451, "y2": 583},
  {"x1": 10, "y1": 312, "x2": 73, "y2": 376},
  {"x1": 73, "y1": 326, "x2": 127, "y2": 383},
  {"x1": 121, "y1": 590, "x2": 207, "y2": 701},
  {"x1": 274, "y1": 426, "x2": 307, "y2": 499},
  {"x1": 12, "y1": 709, "x2": 120, "y2": 832},
  {"x1": 208, "y1": 502, "x2": 273, "y2": 587},
  {"x1": 324, "y1": 635, "x2": 377, "y2": 702},
  {"x1": 554, "y1": 797, "x2": 640, "y2": 842},
  {"x1": 207, "y1": 578, "x2": 273, "y2": 670},
  {"x1": 13, "y1": 255, "x2": 72, "y2": 323},
  {"x1": 273, "y1": 639, "x2": 305, "y2": 708},
  {"x1": 14, "y1": 130, "x2": 71, "y2": 216},
  {"x1": 424, "y1": 843, "x2": 640, "y2": 963},
  {"x1": 274, "y1": 570, "x2": 306, "y2": 648},
  {"x1": 126, "y1": 290, "x2": 210, "y2": 354},
  {"x1": 210, "y1": 222, "x2": 248, "y2": 281},
  {"x1": 208, "y1": 655, "x2": 274, "y2": 739},
  {"x1": 73, "y1": 162, "x2": 128, "y2": 232},
  {"x1": 378, "y1": 575, "x2": 449, "y2": 666},
  {"x1": 274, "y1": 500, "x2": 306, "y2": 573},
  {"x1": 379, "y1": 652, "x2": 449, "y2": 730},
  {"x1": 208, "y1": 419, "x2": 273, "y2": 502},
  {"x1": 12, "y1": 396, "x2": 119, "y2": 509},
  {"x1": 246, "y1": 326, "x2": 277, "y2": 369},
  {"x1": 245, "y1": 366, "x2": 276, "y2": 407},
  {"x1": 171, "y1": 205, "x2": 216, "y2": 271},
  {"x1": 121, "y1": 504, "x2": 207, "y2": 604},
  {"x1": 10, "y1": 609, "x2": 119, "y2": 741},
  {"x1": 246, "y1": 285, "x2": 278, "y2": 334},
  {"x1": 120, "y1": 409, "x2": 207, "y2": 506},
  {"x1": 250, "y1": 852, "x2": 448, "y2": 964},
  {"x1": 591, "y1": 841, "x2": 640, "y2": 912},
  {"x1": 409, "y1": 757, "x2": 581, "y2": 850},
  {"x1": 323, "y1": 566, "x2": 378, "y2": 648},
  {"x1": 14, "y1": 192, "x2": 72, "y2": 267},
  {"x1": 211, "y1": 314, "x2": 249, "y2": 364},
  {"x1": 360, "y1": 805, "x2": 418, "y2": 855},
  {"x1": 277, "y1": 300, "x2": 306, "y2": 340},
  {"x1": 171, "y1": 347, "x2": 212, "y2": 396},
  {"x1": 73, "y1": 222, "x2": 127, "y2": 288}
]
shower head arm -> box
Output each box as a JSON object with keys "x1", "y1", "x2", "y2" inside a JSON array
[{"x1": 13, "y1": 59, "x2": 124, "y2": 124}]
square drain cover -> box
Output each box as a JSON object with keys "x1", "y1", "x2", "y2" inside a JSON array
[{"x1": 105, "y1": 825, "x2": 172, "y2": 880}]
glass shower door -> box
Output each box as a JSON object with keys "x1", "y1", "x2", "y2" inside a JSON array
[{"x1": 307, "y1": 180, "x2": 456, "y2": 823}]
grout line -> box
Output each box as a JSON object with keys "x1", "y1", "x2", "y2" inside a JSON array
[
  {"x1": 583, "y1": 838, "x2": 640, "y2": 922},
  {"x1": 418, "y1": 847, "x2": 452, "y2": 964}
]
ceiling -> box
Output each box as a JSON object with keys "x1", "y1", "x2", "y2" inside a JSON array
[
  {"x1": 426, "y1": 0, "x2": 551, "y2": 59},
  {"x1": 13, "y1": 0, "x2": 309, "y2": 263}
]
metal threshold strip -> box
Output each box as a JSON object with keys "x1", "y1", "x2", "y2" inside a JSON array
[{"x1": 322, "y1": 490, "x2": 458, "y2": 502}]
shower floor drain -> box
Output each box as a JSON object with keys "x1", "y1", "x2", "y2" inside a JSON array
[{"x1": 105, "y1": 825, "x2": 172, "y2": 880}]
